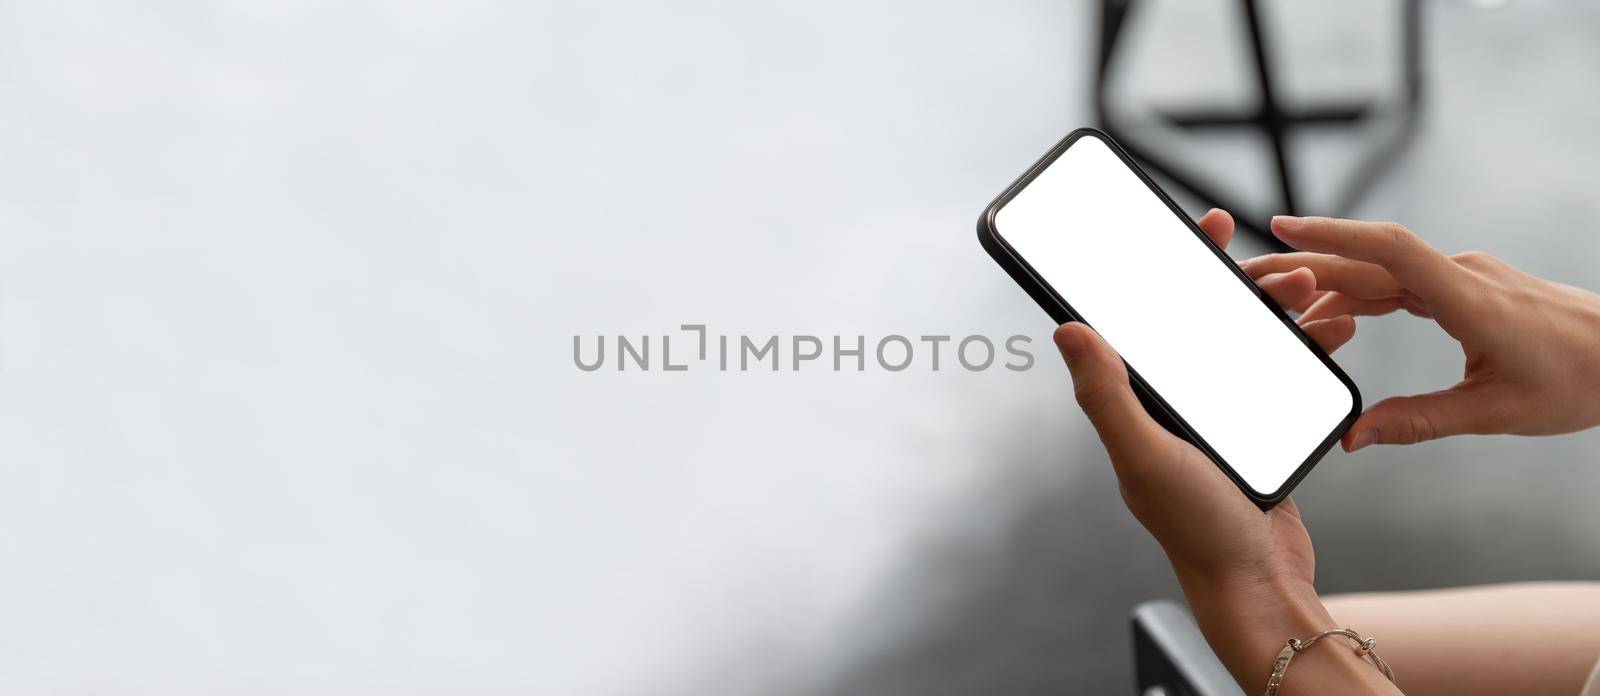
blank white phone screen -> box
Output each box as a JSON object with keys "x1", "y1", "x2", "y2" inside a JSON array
[{"x1": 994, "y1": 134, "x2": 1353, "y2": 495}]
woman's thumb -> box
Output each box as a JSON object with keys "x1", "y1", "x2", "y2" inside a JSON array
[
  {"x1": 1053, "y1": 323, "x2": 1159, "y2": 451},
  {"x1": 1343, "y1": 386, "x2": 1491, "y2": 451}
]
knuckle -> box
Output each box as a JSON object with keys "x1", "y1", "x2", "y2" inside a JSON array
[
  {"x1": 1452, "y1": 250, "x2": 1499, "y2": 269},
  {"x1": 1388, "y1": 411, "x2": 1437, "y2": 445},
  {"x1": 1379, "y1": 221, "x2": 1416, "y2": 248},
  {"x1": 1073, "y1": 375, "x2": 1122, "y2": 415},
  {"x1": 1468, "y1": 273, "x2": 1510, "y2": 307},
  {"x1": 1249, "y1": 253, "x2": 1286, "y2": 272}
]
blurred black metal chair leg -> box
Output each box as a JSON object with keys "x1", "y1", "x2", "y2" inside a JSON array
[{"x1": 1093, "y1": 0, "x2": 1426, "y2": 251}]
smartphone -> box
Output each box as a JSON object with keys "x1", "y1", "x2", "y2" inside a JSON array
[{"x1": 977, "y1": 128, "x2": 1360, "y2": 509}]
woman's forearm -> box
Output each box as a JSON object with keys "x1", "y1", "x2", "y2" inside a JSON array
[
  {"x1": 1325, "y1": 583, "x2": 1600, "y2": 696},
  {"x1": 1177, "y1": 569, "x2": 1405, "y2": 696}
]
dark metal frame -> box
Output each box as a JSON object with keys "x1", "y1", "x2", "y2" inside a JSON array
[
  {"x1": 1094, "y1": 0, "x2": 1424, "y2": 250},
  {"x1": 1132, "y1": 600, "x2": 1243, "y2": 695}
]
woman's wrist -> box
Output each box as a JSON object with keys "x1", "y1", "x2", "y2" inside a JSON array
[
  {"x1": 1175, "y1": 565, "x2": 1401, "y2": 695},
  {"x1": 1177, "y1": 565, "x2": 1327, "y2": 681}
]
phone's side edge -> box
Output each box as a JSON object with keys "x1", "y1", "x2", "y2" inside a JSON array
[{"x1": 976, "y1": 130, "x2": 1206, "y2": 459}]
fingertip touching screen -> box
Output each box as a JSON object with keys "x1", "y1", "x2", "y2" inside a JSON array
[{"x1": 992, "y1": 134, "x2": 1354, "y2": 496}]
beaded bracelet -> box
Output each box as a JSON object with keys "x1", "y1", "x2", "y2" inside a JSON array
[{"x1": 1264, "y1": 627, "x2": 1395, "y2": 695}]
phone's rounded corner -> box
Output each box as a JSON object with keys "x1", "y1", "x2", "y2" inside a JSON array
[
  {"x1": 1328, "y1": 370, "x2": 1364, "y2": 449},
  {"x1": 1243, "y1": 468, "x2": 1304, "y2": 510},
  {"x1": 1344, "y1": 381, "x2": 1364, "y2": 426},
  {"x1": 1246, "y1": 411, "x2": 1353, "y2": 511},
  {"x1": 976, "y1": 205, "x2": 1002, "y2": 245},
  {"x1": 1066, "y1": 126, "x2": 1111, "y2": 144},
  {"x1": 981, "y1": 128, "x2": 1101, "y2": 254},
  {"x1": 976, "y1": 207, "x2": 1010, "y2": 271},
  {"x1": 1247, "y1": 489, "x2": 1289, "y2": 511}
]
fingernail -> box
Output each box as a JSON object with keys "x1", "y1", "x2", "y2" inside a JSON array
[
  {"x1": 1272, "y1": 215, "x2": 1304, "y2": 232},
  {"x1": 1348, "y1": 429, "x2": 1376, "y2": 452}
]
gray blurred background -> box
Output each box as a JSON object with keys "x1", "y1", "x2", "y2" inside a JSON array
[{"x1": 2, "y1": 0, "x2": 1598, "y2": 694}]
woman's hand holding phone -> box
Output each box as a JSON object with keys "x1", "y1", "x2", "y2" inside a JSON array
[
  {"x1": 1059, "y1": 210, "x2": 1350, "y2": 577},
  {"x1": 1056, "y1": 210, "x2": 1343, "y2": 587},
  {"x1": 1054, "y1": 209, "x2": 1400, "y2": 694},
  {"x1": 1241, "y1": 215, "x2": 1600, "y2": 451},
  {"x1": 1062, "y1": 208, "x2": 1600, "y2": 693}
]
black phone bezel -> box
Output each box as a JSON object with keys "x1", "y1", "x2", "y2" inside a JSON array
[{"x1": 977, "y1": 127, "x2": 1362, "y2": 510}]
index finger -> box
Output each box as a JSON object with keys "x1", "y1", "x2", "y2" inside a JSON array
[{"x1": 1270, "y1": 216, "x2": 1468, "y2": 303}]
